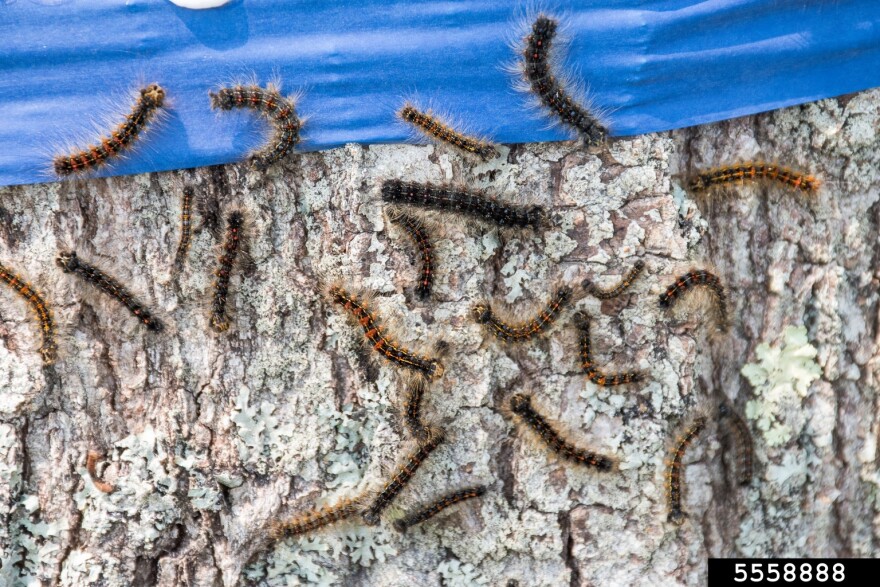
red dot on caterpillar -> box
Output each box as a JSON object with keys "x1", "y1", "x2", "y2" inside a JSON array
[
  {"x1": 689, "y1": 162, "x2": 820, "y2": 194},
  {"x1": 210, "y1": 210, "x2": 247, "y2": 333},
  {"x1": 397, "y1": 102, "x2": 498, "y2": 161},
  {"x1": 473, "y1": 286, "x2": 572, "y2": 343}
]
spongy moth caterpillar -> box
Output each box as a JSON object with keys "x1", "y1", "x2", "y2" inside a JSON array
[
  {"x1": 86, "y1": 451, "x2": 114, "y2": 494},
  {"x1": 718, "y1": 402, "x2": 753, "y2": 486},
  {"x1": 56, "y1": 251, "x2": 163, "y2": 332},
  {"x1": 402, "y1": 377, "x2": 430, "y2": 442},
  {"x1": 53, "y1": 83, "x2": 166, "y2": 177},
  {"x1": 393, "y1": 485, "x2": 486, "y2": 532},
  {"x1": 509, "y1": 393, "x2": 614, "y2": 470},
  {"x1": 689, "y1": 162, "x2": 820, "y2": 193},
  {"x1": 210, "y1": 210, "x2": 245, "y2": 332},
  {"x1": 398, "y1": 104, "x2": 498, "y2": 161},
  {"x1": 209, "y1": 83, "x2": 302, "y2": 170},
  {"x1": 0, "y1": 261, "x2": 56, "y2": 365},
  {"x1": 381, "y1": 180, "x2": 547, "y2": 230},
  {"x1": 173, "y1": 186, "x2": 194, "y2": 270},
  {"x1": 386, "y1": 207, "x2": 434, "y2": 299},
  {"x1": 473, "y1": 286, "x2": 572, "y2": 343},
  {"x1": 515, "y1": 14, "x2": 607, "y2": 144},
  {"x1": 362, "y1": 428, "x2": 445, "y2": 525},
  {"x1": 271, "y1": 495, "x2": 363, "y2": 540},
  {"x1": 329, "y1": 286, "x2": 444, "y2": 379},
  {"x1": 667, "y1": 416, "x2": 706, "y2": 525},
  {"x1": 574, "y1": 311, "x2": 644, "y2": 387},
  {"x1": 658, "y1": 269, "x2": 729, "y2": 332},
  {"x1": 584, "y1": 260, "x2": 645, "y2": 300}
]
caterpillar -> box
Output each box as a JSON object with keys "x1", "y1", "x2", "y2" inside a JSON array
[
  {"x1": 271, "y1": 496, "x2": 362, "y2": 540},
  {"x1": 386, "y1": 207, "x2": 434, "y2": 300},
  {"x1": 402, "y1": 377, "x2": 430, "y2": 442},
  {"x1": 509, "y1": 393, "x2": 614, "y2": 471},
  {"x1": 584, "y1": 260, "x2": 645, "y2": 300},
  {"x1": 381, "y1": 180, "x2": 546, "y2": 230},
  {"x1": 719, "y1": 402, "x2": 753, "y2": 486},
  {"x1": 473, "y1": 286, "x2": 572, "y2": 343},
  {"x1": 362, "y1": 428, "x2": 445, "y2": 525},
  {"x1": 667, "y1": 416, "x2": 706, "y2": 525},
  {"x1": 658, "y1": 269, "x2": 729, "y2": 332},
  {"x1": 209, "y1": 83, "x2": 302, "y2": 170},
  {"x1": 398, "y1": 104, "x2": 498, "y2": 161},
  {"x1": 53, "y1": 83, "x2": 166, "y2": 177},
  {"x1": 393, "y1": 485, "x2": 486, "y2": 532},
  {"x1": 210, "y1": 211, "x2": 245, "y2": 332},
  {"x1": 173, "y1": 186, "x2": 194, "y2": 270},
  {"x1": 86, "y1": 451, "x2": 114, "y2": 494},
  {"x1": 57, "y1": 251, "x2": 163, "y2": 332},
  {"x1": 515, "y1": 15, "x2": 607, "y2": 144},
  {"x1": 574, "y1": 311, "x2": 644, "y2": 387},
  {"x1": 689, "y1": 162, "x2": 820, "y2": 193},
  {"x1": 329, "y1": 286, "x2": 444, "y2": 379},
  {"x1": 0, "y1": 261, "x2": 56, "y2": 365}
]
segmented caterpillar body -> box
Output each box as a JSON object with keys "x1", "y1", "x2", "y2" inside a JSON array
[
  {"x1": 585, "y1": 260, "x2": 645, "y2": 300},
  {"x1": 53, "y1": 84, "x2": 166, "y2": 176},
  {"x1": 399, "y1": 104, "x2": 498, "y2": 160},
  {"x1": 719, "y1": 403, "x2": 753, "y2": 486},
  {"x1": 667, "y1": 416, "x2": 706, "y2": 525},
  {"x1": 57, "y1": 251, "x2": 163, "y2": 332},
  {"x1": 86, "y1": 451, "x2": 114, "y2": 494},
  {"x1": 0, "y1": 261, "x2": 56, "y2": 365},
  {"x1": 381, "y1": 180, "x2": 546, "y2": 230},
  {"x1": 210, "y1": 211, "x2": 244, "y2": 332},
  {"x1": 174, "y1": 186, "x2": 194, "y2": 270},
  {"x1": 402, "y1": 378, "x2": 430, "y2": 442},
  {"x1": 509, "y1": 393, "x2": 614, "y2": 470},
  {"x1": 387, "y1": 208, "x2": 434, "y2": 299},
  {"x1": 690, "y1": 162, "x2": 819, "y2": 193},
  {"x1": 209, "y1": 84, "x2": 302, "y2": 170},
  {"x1": 271, "y1": 496, "x2": 362, "y2": 540},
  {"x1": 474, "y1": 286, "x2": 572, "y2": 343},
  {"x1": 329, "y1": 286, "x2": 444, "y2": 379},
  {"x1": 574, "y1": 311, "x2": 643, "y2": 386},
  {"x1": 393, "y1": 485, "x2": 486, "y2": 532},
  {"x1": 658, "y1": 269, "x2": 729, "y2": 332}
]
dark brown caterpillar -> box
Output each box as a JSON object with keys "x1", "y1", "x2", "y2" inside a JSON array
[
  {"x1": 0, "y1": 261, "x2": 56, "y2": 364},
  {"x1": 690, "y1": 162, "x2": 820, "y2": 193},
  {"x1": 719, "y1": 402, "x2": 753, "y2": 486},
  {"x1": 381, "y1": 179, "x2": 546, "y2": 230},
  {"x1": 399, "y1": 104, "x2": 498, "y2": 160},
  {"x1": 658, "y1": 269, "x2": 729, "y2": 332},
  {"x1": 210, "y1": 211, "x2": 244, "y2": 332},
  {"x1": 387, "y1": 208, "x2": 434, "y2": 299},
  {"x1": 173, "y1": 186, "x2": 194, "y2": 270},
  {"x1": 86, "y1": 451, "x2": 114, "y2": 494},
  {"x1": 574, "y1": 311, "x2": 644, "y2": 386},
  {"x1": 584, "y1": 260, "x2": 645, "y2": 300},
  {"x1": 57, "y1": 251, "x2": 163, "y2": 332},
  {"x1": 393, "y1": 485, "x2": 486, "y2": 532},
  {"x1": 271, "y1": 496, "x2": 362, "y2": 540},
  {"x1": 667, "y1": 416, "x2": 706, "y2": 525},
  {"x1": 473, "y1": 286, "x2": 572, "y2": 343},
  {"x1": 53, "y1": 84, "x2": 166, "y2": 176},
  {"x1": 329, "y1": 286, "x2": 444, "y2": 379},
  {"x1": 362, "y1": 428, "x2": 445, "y2": 525},
  {"x1": 509, "y1": 393, "x2": 614, "y2": 471},
  {"x1": 402, "y1": 378, "x2": 430, "y2": 442}
]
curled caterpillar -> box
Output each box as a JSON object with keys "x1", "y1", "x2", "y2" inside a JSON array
[
  {"x1": 0, "y1": 261, "x2": 56, "y2": 365},
  {"x1": 209, "y1": 83, "x2": 302, "y2": 170},
  {"x1": 329, "y1": 286, "x2": 444, "y2": 379},
  {"x1": 658, "y1": 269, "x2": 729, "y2": 332},
  {"x1": 509, "y1": 393, "x2": 614, "y2": 470},
  {"x1": 667, "y1": 416, "x2": 706, "y2": 525},
  {"x1": 584, "y1": 260, "x2": 645, "y2": 300},
  {"x1": 57, "y1": 251, "x2": 163, "y2": 332},
  {"x1": 574, "y1": 311, "x2": 643, "y2": 386},
  {"x1": 719, "y1": 402, "x2": 753, "y2": 486},
  {"x1": 515, "y1": 15, "x2": 607, "y2": 144},
  {"x1": 689, "y1": 162, "x2": 820, "y2": 193},
  {"x1": 271, "y1": 496, "x2": 363, "y2": 540},
  {"x1": 399, "y1": 104, "x2": 498, "y2": 160},
  {"x1": 210, "y1": 211, "x2": 245, "y2": 332},
  {"x1": 86, "y1": 451, "x2": 114, "y2": 494},
  {"x1": 53, "y1": 83, "x2": 166, "y2": 176},
  {"x1": 473, "y1": 286, "x2": 572, "y2": 343},
  {"x1": 174, "y1": 186, "x2": 194, "y2": 270},
  {"x1": 381, "y1": 180, "x2": 546, "y2": 230},
  {"x1": 386, "y1": 207, "x2": 434, "y2": 299},
  {"x1": 393, "y1": 485, "x2": 486, "y2": 532},
  {"x1": 362, "y1": 428, "x2": 445, "y2": 525}
]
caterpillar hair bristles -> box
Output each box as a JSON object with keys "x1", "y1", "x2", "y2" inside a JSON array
[
  {"x1": 397, "y1": 100, "x2": 499, "y2": 161},
  {"x1": 173, "y1": 186, "x2": 195, "y2": 271},
  {"x1": 666, "y1": 413, "x2": 707, "y2": 525},
  {"x1": 392, "y1": 485, "x2": 487, "y2": 532},
  {"x1": 473, "y1": 285, "x2": 572, "y2": 343},
  {"x1": 210, "y1": 209, "x2": 247, "y2": 333},
  {"x1": 384, "y1": 206, "x2": 436, "y2": 300},
  {"x1": 399, "y1": 375, "x2": 432, "y2": 443},
  {"x1": 583, "y1": 259, "x2": 645, "y2": 300},
  {"x1": 689, "y1": 161, "x2": 820, "y2": 194},
  {"x1": 573, "y1": 311, "x2": 644, "y2": 387},
  {"x1": 0, "y1": 260, "x2": 57, "y2": 365},
  {"x1": 270, "y1": 493, "x2": 367, "y2": 541},
  {"x1": 718, "y1": 399, "x2": 754, "y2": 487},
  {"x1": 658, "y1": 268, "x2": 729, "y2": 333}
]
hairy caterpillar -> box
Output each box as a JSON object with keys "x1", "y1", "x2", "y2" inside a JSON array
[
  {"x1": 398, "y1": 104, "x2": 498, "y2": 161},
  {"x1": 658, "y1": 269, "x2": 729, "y2": 332},
  {"x1": 86, "y1": 451, "x2": 114, "y2": 494},
  {"x1": 667, "y1": 416, "x2": 706, "y2": 525},
  {"x1": 329, "y1": 286, "x2": 444, "y2": 379},
  {"x1": 719, "y1": 402, "x2": 753, "y2": 486},
  {"x1": 690, "y1": 162, "x2": 820, "y2": 193},
  {"x1": 386, "y1": 207, "x2": 434, "y2": 299},
  {"x1": 362, "y1": 428, "x2": 445, "y2": 525},
  {"x1": 574, "y1": 311, "x2": 644, "y2": 386},
  {"x1": 584, "y1": 260, "x2": 645, "y2": 300},
  {"x1": 473, "y1": 286, "x2": 572, "y2": 343},
  {"x1": 57, "y1": 251, "x2": 163, "y2": 332},
  {"x1": 0, "y1": 261, "x2": 56, "y2": 364},
  {"x1": 53, "y1": 83, "x2": 166, "y2": 176},
  {"x1": 173, "y1": 186, "x2": 194, "y2": 270},
  {"x1": 209, "y1": 83, "x2": 302, "y2": 170},
  {"x1": 402, "y1": 377, "x2": 430, "y2": 442},
  {"x1": 509, "y1": 393, "x2": 614, "y2": 470},
  {"x1": 271, "y1": 495, "x2": 363, "y2": 540},
  {"x1": 381, "y1": 180, "x2": 546, "y2": 230},
  {"x1": 393, "y1": 485, "x2": 486, "y2": 532},
  {"x1": 210, "y1": 210, "x2": 245, "y2": 332}
]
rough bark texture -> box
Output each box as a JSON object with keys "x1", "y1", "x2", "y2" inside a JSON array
[{"x1": 0, "y1": 89, "x2": 878, "y2": 586}]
